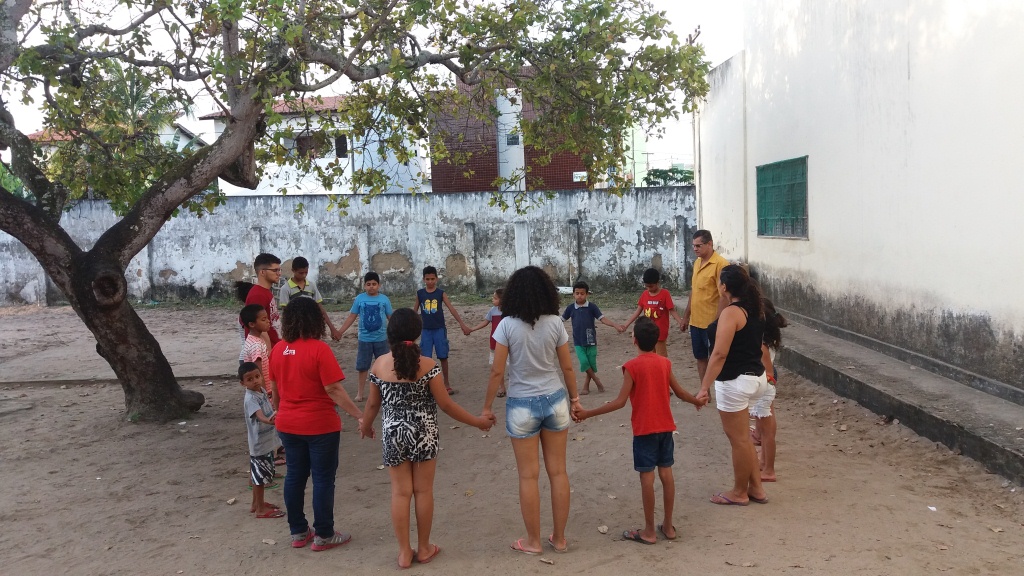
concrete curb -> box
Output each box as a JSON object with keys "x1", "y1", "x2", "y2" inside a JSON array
[{"x1": 779, "y1": 323, "x2": 1024, "y2": 486}]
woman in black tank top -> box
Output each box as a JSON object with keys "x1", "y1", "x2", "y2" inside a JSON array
[{"x1": 695, "y1": 265, "x2": 770, "y2": 506}]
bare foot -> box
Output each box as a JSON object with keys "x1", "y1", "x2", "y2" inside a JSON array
[
  {"x1": 761, "y1": 473, "x2": 777, "y2": 482},
  {"x1": 354, "y1": 396, "x2": 365, "y2": 403},
  {"x1": 580, "y1": 389, "x2": 590, "y2": 395},
  {"x1": 397, "y1": 548, "x2": 414, "y2": 569},
  {"x1": 596, "y1": 385, "x2": 605, "y2": 393}
]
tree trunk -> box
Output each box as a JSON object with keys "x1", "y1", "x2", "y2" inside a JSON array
[{"x1": 59, "y1": 251, "x2": 204, "y2": 421}]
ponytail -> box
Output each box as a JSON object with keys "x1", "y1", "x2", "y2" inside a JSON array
[
  {"x1": 762, "y1": 297, "x2": 788, "y2": 349},
  {"x1": 392, "y1": 340, "x2": 422, "y2": 381}
]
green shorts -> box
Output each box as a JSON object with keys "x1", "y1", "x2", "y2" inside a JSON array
[{"x1": 575, "y1": 345, "x2": 598, "y2": 373}]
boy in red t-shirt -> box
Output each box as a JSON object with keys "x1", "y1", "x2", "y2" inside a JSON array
[
  {"x1": 622, "y1": 268, "x2": 686, "y2": 357},
  {"x1": 574, "y1": 318, "x2": 705, "y2": 544}
]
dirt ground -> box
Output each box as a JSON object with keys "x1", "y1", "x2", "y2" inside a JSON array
[{"x1": 1, "y1": 302, "x2": 1022, "y2": 575}]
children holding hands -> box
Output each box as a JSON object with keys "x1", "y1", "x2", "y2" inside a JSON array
[{"x1": 573, "y1": 317, "x2": 706, "y2": 544}]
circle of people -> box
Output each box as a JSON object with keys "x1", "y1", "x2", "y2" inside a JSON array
[{"x1": 234, "y1": 229, "x2": 787, "y2": 565}]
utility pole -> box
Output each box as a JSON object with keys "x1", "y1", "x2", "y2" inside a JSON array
[{"x1": 642, "y1": 152, "x2": 655, "y2": 171}]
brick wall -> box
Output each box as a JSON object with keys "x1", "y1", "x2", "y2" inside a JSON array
[{"x1": 525, "y1": 148, "x2": 587, "y2": 190}]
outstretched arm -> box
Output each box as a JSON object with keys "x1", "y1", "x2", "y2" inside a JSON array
[
  {"x1": 577, "y1": 370, "x2": 632, "y2": 421},
  {"x1": 337, "y1": 312, "x2": 358, "y2": 337},
  {"x1": 442, "y1": 293, "x2": 470, "y2": 333},
  {"x1": 325, "y1": 380, "x2": 363, "y2": 421},
  {"x1": 429, "y1": 365, "x2": 494, "y2": 430},
  {"x1": 669, "y1": 371, "x2": 704, "y2": 409},
  {"x1": 319, "y1": 302, "x2": 341, "y2": 340},
  {"x1": 358, "y1": 383, "x2": 381, "y2": 438},
  {"x1": 622, "y1": 306, "x2": 644, "y2": 330}
]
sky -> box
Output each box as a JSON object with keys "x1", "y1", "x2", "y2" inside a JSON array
[
  {"x1": 4, "y1": 0, "x2": 744, "y2": 170},
  {"x1": 646, "y1": 0, "x2": 745, "y2": 168}
]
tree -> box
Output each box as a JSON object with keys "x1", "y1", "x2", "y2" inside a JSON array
[
  {"x1": 0, "y1": 0, "x2": 709, "y2": 420},
  {"x1": 642, "y1": 166, "x2": 693, "y2": 187}
]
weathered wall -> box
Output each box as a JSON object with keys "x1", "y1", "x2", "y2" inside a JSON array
[
  {"x1": 1, "y1": 187, "x2": 697, "y2": 304},
  {"x1": 695, "y1": 1, "x2": 1024, "y2": 391}
]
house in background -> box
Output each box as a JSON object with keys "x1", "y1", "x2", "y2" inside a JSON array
[
  {"x1": 694, "y1": 1, "x2": 1024, "y2": 397},
  {"x1": 199, "y1": 96, "x2": 429, "y2": 196},
  {"x1": 28, "y1": 121, "x2": 208, "y2": 154},
  {"x1": 430, "y1": 82, "x2": 648, "y2": 193}
]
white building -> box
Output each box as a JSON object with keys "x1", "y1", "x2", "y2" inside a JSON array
[
  {"x1": 694, "y1": 1, "x2": 1024, "y2": 394},
  {"x1": 199, "y1": 96, "x2": 429, "y2": 196}
]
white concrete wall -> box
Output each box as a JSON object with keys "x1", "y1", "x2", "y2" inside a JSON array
[
  {"x1": 695, "y1": 0, "x2": 1024, "y2": 387},
  {"x1": 694, "y1": 52, "x2": 747, "y2": 259},
  {"x1": 0, "y1": 188, "x2": 697, "y2": 305}
]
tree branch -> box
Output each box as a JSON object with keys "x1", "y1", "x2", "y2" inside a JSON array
[
  {"x1": 0, "y1": 0, "x2": 34, "y2": 72},
  {"x1": 0, "y1": 186, "x2": 79, "y2": 288},
  {"x1": 94, "y1": 91, "x2": 266, "y2": 267},
  {"x1": 63, "y1": 0, "x2": 168, "y2": 43}
]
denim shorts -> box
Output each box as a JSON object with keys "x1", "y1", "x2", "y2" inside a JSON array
[
  {"x1": 421, "y1": 328, "x2": 450, "y2": 359},
  {"x1": 356, "y1": 339, "x2": 390, "y2": 371},
  {"x1": 505, "y1": 388, "x2": 571, "y2": 439},
  {"x1": 633, "y1": 432, "x2": 674, "y2": 472},
  {"x1": 690, "y1": 326, "x2": 711, "y2": 359}
]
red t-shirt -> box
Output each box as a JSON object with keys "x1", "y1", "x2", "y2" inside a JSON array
[
  {"x1": 244, "y1": 284, "x2": 281, "y2": 346},
  {"x1": 268, "y1": 338, "x2": 346, "y2": 435},
  {"x1": 624, "y1": 352, "x2": 676, "y2": 436},
  {"x1": 637, "y1": 288, "x2": 674, "y2": 341}
]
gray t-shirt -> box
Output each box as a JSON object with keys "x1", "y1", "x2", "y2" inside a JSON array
[
  {"x1": 493, "y1": 315, "x2": 570, "y2": 398},
  {"x1": 244, "y1": 389, "x2": 281, "y2": 456}
]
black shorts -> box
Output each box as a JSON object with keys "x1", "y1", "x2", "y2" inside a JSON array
[{"x1": 632, "y1": 432, "x2": 674, "y2": 472}]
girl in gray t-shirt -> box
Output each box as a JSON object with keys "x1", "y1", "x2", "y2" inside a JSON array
[{"x1": 481, "y1": 266, "x2": 582, "y2": 555}]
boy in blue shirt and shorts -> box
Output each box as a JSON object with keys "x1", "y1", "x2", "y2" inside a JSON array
[{"x1": 338, "y1": 272, "x2": 393, "y2": 401}]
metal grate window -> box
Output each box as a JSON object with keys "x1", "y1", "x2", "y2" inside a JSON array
[{"x1": 756, "y1": 156, "x2": 808, "y2": 238}]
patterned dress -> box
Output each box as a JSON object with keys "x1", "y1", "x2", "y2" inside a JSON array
[{"x1": 369, "y1": 364, "x2": 442, "y2": 466}]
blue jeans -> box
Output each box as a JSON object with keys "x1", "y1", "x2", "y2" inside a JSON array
[{"x1": 277, "y1": 430, "x2": 340, "y2": 538}]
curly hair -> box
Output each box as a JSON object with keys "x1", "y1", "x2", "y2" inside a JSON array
[
  {"x1": 719, "y1": 264, "x2": 764, "y2": 320},
  {"x1": 762, "y1": 297, "x2": 789, "y2": 349},
  {"x1": 281, "y1": 297, "x2": 325, "y2": 342},
  {"x1": 501, "y1": 266, "x2": 559, "y2": 326},
  {"x1": 234, "y1": 281, "x2": 254, "y2": 302},
  {"x1": 387, "y1": 308, "x2": 423, "y2": 380}
]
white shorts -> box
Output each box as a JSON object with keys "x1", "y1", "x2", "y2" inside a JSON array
[
  {"x1": 714, "y1": 373, "x2": 770, "y2": 413},
  {"x1": 748, "y1": 383, "x2": 776, "y2": 418}
]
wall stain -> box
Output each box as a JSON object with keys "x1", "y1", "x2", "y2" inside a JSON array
[
  {"x1": 760, "y1": 270, "x2": 1024, "y2": 392},
  {"x1": 371, "y1": 251, "x2": 413, "y2": 275},
  {"x1": 445, "y1": 253, "x2": 470, "y2": 280}
]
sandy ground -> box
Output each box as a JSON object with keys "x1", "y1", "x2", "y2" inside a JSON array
[{"x1": 1, "y1": 302, "x2": 1023, "y2": 575}]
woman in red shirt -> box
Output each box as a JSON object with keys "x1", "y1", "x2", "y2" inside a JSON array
[{"x1": 268, "y1": 298, "x2": 365, "y2": 551}]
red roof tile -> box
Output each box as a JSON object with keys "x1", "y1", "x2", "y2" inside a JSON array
[{"x1": 198, "y1": 95, "x2": 347, "y2": 120}]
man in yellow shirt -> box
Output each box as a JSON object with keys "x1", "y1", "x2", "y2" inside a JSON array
[{"x1": 681, "y1": 230, "x2": 729, "y2": 382}]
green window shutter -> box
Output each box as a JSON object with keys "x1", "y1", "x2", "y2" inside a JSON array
[{"x1": 756, "y1": 156, "x2": 808, "y2": 238}]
